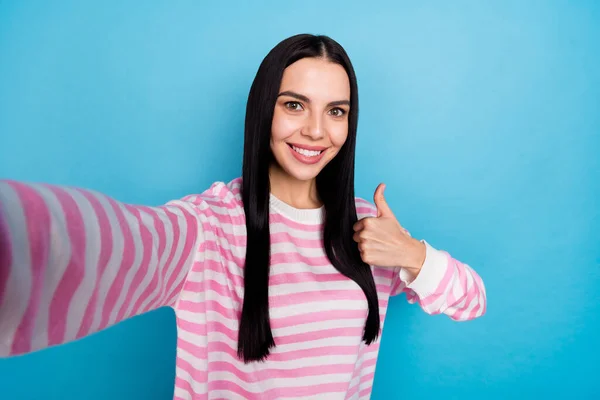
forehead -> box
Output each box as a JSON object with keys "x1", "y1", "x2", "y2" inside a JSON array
[{"x1": 279, "y1": 57, "x2": 350, "y2": 101}]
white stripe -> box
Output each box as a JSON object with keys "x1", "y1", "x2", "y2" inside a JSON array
[{"x1": 0, "y1": 184, "x2": 32, "y2": 353}]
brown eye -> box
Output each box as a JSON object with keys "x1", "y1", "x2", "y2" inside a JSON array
[
  {"x1": 285, "y1": 101, "x2": 303, "y2": 111},
  {"x1": 329, "y1": 107, "x2": 346, "y2": 117}
]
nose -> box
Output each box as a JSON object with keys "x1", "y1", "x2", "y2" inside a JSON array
[{"x1": 302, "y1": 112, "x2": 325, "y2": 140}]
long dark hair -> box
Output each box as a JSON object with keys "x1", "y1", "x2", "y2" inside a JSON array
[{"x1": 239, "y1": 34, "x2": 380, "y2": 362}]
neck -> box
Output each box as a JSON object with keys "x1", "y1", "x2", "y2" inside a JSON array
[{"x1": 268, "y1": 163, "x2": 322, "y2": 209}]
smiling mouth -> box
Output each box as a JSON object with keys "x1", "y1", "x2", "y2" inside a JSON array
[{"x1": 287, "y1": 143, "x2": 326, "y2": 157}]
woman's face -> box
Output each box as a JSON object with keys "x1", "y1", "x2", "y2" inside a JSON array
[{"x1": 270, "y1": 57, "x2": 351, "y2": 182}]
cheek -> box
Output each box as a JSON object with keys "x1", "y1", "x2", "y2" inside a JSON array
[
  {"x1": 329, "y1": 122, "x2": 349, "y2": 149},
  {"x1": 271, "y1": 110, "x2": 302, "y2": 142}
]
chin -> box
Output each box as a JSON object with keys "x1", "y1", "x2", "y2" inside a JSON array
[{"x1": 283, "y1": 166, "x2": 322, "y2": 182}]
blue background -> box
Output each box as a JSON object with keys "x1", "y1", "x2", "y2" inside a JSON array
[{"x1": 1, "y1": 1, "x2": 599, "y2": 399}]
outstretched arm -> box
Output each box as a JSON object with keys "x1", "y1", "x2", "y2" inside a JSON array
[{"x1": 0, "y1": 180, "x2": 202, "y2": 357}]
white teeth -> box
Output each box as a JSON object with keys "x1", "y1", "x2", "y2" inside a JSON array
[{"x1": 292, "y1": 145, "x2": 323, "y2": 157}]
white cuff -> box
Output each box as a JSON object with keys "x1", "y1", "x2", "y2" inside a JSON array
[{"x1": 399, "y1": 240, "x2": 449, "y2": 297}]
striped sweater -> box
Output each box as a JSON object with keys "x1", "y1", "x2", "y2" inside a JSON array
[{"x1": 0, "y1": 177, "x2": 486, "y2": 399}]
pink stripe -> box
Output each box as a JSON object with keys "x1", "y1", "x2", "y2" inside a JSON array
[
  {"x1": 270, "y1": 252, "x2": 330, "y2": 267},
  {"x1": 98, "y1": 197, "x2": 136, "y2": 330},
  {"x1": 356, "y1": 206, "x2": 376, "y2": 217},
  {"x1": 130, "y1": 206, "x2": 166, "y2": 314},
  {"x1": 270, "y1": 231, "x2": 322, "y2": 248},
  {"x1": 372, "y1": 266, "x2": 395, "y2": 280},
  {"x1": 177, "y1": 354, "x2": 208, "y2": 383},
  {"x1": 202, "y1": 239, "x2": 245, "y2": 269},
  {"x1": 276, "y1": 327, "x2": 363, "y2": 346},
  {"x1": 362, "y1": 356, "x2": 378, "y2": 369},
  {"x1": 201, "y1": 222, "x2": 246, "y2": 248},
  {"x1": 178, "y1": 337, "x2": 207, "y2": 359},
  {"x1": 178, "y1": 317, "x2": 364, "y2": 349},
  {"x1": 113, "y1": 205, "x2": 154, "y2": 321},
  {"x1": 211, "y1": 360, "x2": 356, "y2": 380},
  {"x1": 267, "y1": 344, "x2": 359, "y2": 362},
  {"x1": 47, "y1": 186, "x2": 86, "y2": 346},
  {"x1": 177, "y1": 299, "x2": 236, "y2": 319},
  {"x1": 76, "y1": 190, "x2": 114, "y2": 338},
  {"x1": 347, "y1": 371, "x2": 376, "y2": 399},
  {"x1": 177, "y1": 316, "x2": 209, "y2": 337},
  {"x1": 209, "y1": 378, "x2": 351, "y2": 399},
  {"x1": 465, "y1": 267, "x2": 486, "y2": 320},
  {"x1": 180, "y1": 291, "x2": 387, "y2": 313},
  {"x1": 419, "y1": 253, "x2": 454, "y2": 307},
  {"x1": 270, "y1": 289, "x2": 366, "y2": 308},
  {"x1": 272, "y1": 309, "x2": 367, "y2": 329},
  {"x1": 359, "y1": 386, "x2": 373, "y2": 398},
  {"x1": 156, "y1": 204, "x2": 199, "y2": 309},
  {"x1": 143, "y1": 207, "x2": 181, "y2": 311},
  {"x1": 354, "y1": 198, "x2": 374, "y2": 207},
  {"x1": 359, "y1": 371, "x2": 375, "y2": 384},
  {"x1": 0, "y1": 198, "x2": 12, "y2": 312},
  {"x1": 449, "y1": 259, "x2": 471, "y2": 319},
  {"x1": 206, "y1": 380, "x2": 254, "y2": 399},
  {"x1": 268, "y1": 271, "x2": 347, "y2": 286},
  {"x1": 174, "y1": 377, "x2": 195, "y2": 397},
  {"x1": 204, "y1": 208, "x2": 245, "y2": 226},
  {"x1": 445, "y1": 259, "x2": 463, "y2": 308},
  {"x1": 206, "y1": 340, "x2": 359, "y2": 362},
  {"x1": 183, "y1": 278, "x2": 231, "y2": 299},
  {"x1": 203, "y1": 197, "x2": 241, "y2": 212},
  {"x1": 9, "y1": 183, "x2": 51, "y2": 354}
]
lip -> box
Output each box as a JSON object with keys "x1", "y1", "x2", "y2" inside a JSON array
[{"x1": 287, "y1": 143, "x2": 327, "y2": 165}]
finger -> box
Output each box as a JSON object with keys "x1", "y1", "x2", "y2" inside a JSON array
[
  {"x1": 373, "y1": 183, "x2": 394, "y2": 218},
  {"x1": 353, "y1": 219, "x2": 365, "y2": 232}
]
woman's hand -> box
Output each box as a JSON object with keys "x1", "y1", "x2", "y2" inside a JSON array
[{"x1": 353, "y1": 183, "x2": 426, "y2": 278}]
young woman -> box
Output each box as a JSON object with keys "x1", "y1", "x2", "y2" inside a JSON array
[{"x1": 0, "y1": 34, "x2": 486, "y2": 399}]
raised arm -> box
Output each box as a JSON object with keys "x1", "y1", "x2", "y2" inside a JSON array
[{"x1": 0, "y1": 180, "x2": 202, "y2": 357}]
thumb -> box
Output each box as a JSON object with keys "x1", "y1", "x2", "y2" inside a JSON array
[{"x1": 374, "y1": 183, "x2": 394, "y2": 218}]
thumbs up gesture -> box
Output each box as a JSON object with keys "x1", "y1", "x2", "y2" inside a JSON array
[{"x1": 353, "y1": 183, "x2": 426, "y2": 276}]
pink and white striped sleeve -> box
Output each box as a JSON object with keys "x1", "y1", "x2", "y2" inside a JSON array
[
  {"x1": 0, "y1": 180, "x2": 202, "y2": 357},
  {"x1": 390, "y1": 241, "x2": 487, "y2": 321}
]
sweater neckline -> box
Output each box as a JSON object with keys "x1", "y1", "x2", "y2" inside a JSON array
[{"x1": 269, "y1": 193, "x2": 324, "y2": 224}]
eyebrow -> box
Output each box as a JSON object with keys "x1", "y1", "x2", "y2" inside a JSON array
[{"x1": 277, "y1": 90, "x2": 350, "y2": 107}]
